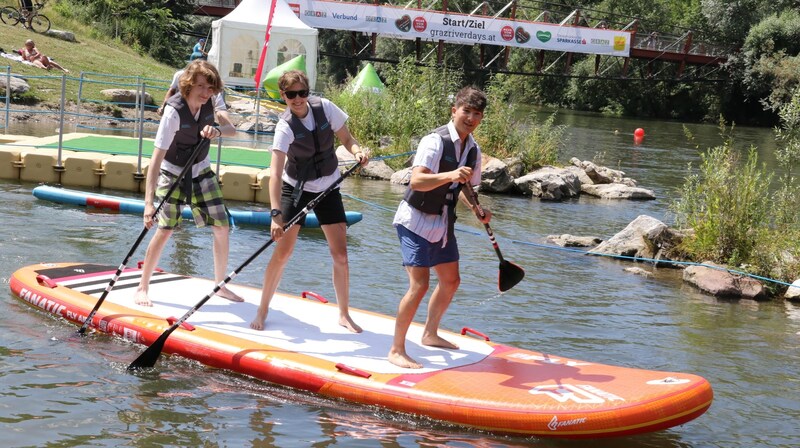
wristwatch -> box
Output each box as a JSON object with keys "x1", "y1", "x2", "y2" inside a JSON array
[{"x1": 270, "y1": 209, "x2": 282, "y2": 218}]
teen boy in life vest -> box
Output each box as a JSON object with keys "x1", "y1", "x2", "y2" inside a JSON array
[
  {"x1": 134, "y1": 60, "x2": 243, "y2": 307},
  {"x1": 389, "y1": 86, "x2": 491, "y2": 369}
]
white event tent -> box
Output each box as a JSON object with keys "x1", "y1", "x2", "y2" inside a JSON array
[{"x1": 207, "y1": 0, "x2": 318, "y2": 89}]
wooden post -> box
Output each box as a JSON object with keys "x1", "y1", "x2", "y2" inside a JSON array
[
  {"x1": 622, "y1": 20, "x2": 639, "y2": 78},
  {"x1": 416, "y1": 0, "x2": 422, "y2": 62},
  {"x1": 502, "y1": 0, "x2": 517, "y2": 69},
  {"x1": 536, "y1": 11, "x2": 549, "y2": 72},
  {"x1": 677, "y1": 31, "x2": 693, "y2": 78},
  {"x1": 479, "y1": 2, "x2": 488, "y2": 67},
  {"x1": 371, "y1": 0, "x2": 379, "y2": 56},
  {"x1": 564, "y1": 10, "x2": 581, "y2": 74},
  {"x1": 437, "y1": 0, "x2": 448, "y2": 65}
]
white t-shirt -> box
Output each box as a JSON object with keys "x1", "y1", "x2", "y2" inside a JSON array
[
  {"x1": 154, "y1": 100, "x2": 225, "y2": 178},
  {"x1": 272, "y1": 97, "x2": 348, "y2": 193},
  {"x1": 392, "y1": 121, "x2": 482, "y2": 244}
]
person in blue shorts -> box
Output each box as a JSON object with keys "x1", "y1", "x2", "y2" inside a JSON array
[
  {"x1": 389, "y1": 86, "x2": 492, "y2": 369},
  {"x1": 133, "y1": 60, "x2": 242, "y2": 307},
  {"x1": 189, "y1": 38, "x2": 208, "y2": 61}
]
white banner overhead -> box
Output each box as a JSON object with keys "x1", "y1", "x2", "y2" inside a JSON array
[{"x1": 288, "y1": 0, "x2": 631, "y2": 57}]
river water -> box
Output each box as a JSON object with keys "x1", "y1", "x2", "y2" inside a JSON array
[{"x1": 1, "y1": 112, "x2": 798, "y2": 448}]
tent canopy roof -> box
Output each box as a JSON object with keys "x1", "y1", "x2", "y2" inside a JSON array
[{"x1": 215, "y1": 0, "x2": 317, "y2": 35}]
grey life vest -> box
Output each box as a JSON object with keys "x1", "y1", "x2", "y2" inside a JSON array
[
  {"x1": 282, "y1": 96, "x2": 338, "y2": 183},
  {"x1": 404, "y1": 125, "x2": 477, "y2": 215},
  {"x1": 163, "y1": 93, "x2": 214, "y2": 167},
  {"x1": 281, "y1": 96, "x2": 338, "y2": 205}
]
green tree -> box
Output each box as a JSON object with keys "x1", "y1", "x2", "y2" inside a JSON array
[
  {"x1": 59, "y1": 0, "x2": 196, "y2": 67},
  {"x1": 737, "y1": 10, "x2": 800, "y2": 113}
]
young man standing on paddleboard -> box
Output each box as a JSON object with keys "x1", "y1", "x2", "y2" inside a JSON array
[
  {"x1": 134, "y1": 60, "x2": 243, "y2": 306},
  {"x1": 389, "y1": 86, "x2": 492, "y2": 369},
  {"x1": 249, "y1": 70, "x2": 368, "y2": 333}
]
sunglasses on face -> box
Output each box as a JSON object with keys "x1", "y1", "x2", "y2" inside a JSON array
[{"x1": 283, "y1": 89, "x2": 309, "y2": 99}]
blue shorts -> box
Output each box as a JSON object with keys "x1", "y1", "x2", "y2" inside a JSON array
[{"x1": 397, "y1": 225, "x2": 459, "y2": 267}]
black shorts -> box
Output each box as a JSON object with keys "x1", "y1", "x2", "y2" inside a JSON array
[{"x1": 280, "y1": 181, "x2": 346, "y2": 227}]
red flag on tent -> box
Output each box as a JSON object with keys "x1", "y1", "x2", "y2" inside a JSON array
[{"x1": 253, "y1": 0, "x2": 278, "y2": 87}]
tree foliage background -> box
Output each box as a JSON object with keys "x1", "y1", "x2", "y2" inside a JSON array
[{"x1": 55, "y1": 0, "x2": 800, "y2": 125}]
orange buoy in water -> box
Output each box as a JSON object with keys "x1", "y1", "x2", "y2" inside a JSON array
[{"x1": 634, "y1": 128, "x2": 645, "y2": 138}]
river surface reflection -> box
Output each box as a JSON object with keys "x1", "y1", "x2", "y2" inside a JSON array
[{"x1": 1, "y1": 112, "x2": 798, "y2": 447}]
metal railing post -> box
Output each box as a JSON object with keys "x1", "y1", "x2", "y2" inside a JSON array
[
  {"x1": 254, "y1": 86, "x2": 262, "y2": 139},
  {"x1": 76, "y1": 71, "x2": 84, "y2": 118},
  {"x1": 4, "y1": 66, "x2": 10, "y2": 133},
  {"x1": 137, "y1": 82, "x2": 146, "y2": 160},
  {"x1": 56, "y1": 74, "x2": 67, "y2": 168}
]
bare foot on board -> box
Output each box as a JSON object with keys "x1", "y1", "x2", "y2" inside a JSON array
[
  {"x1": 422, "y1": 334, "x2": 459, "y2": 350},
  {"x1": 388, "y1": 350, "x2": 423, "y2": 369},
  {"x1": 249, "y1": 309, "x2": 268, "y2": 331},
  {"x1": 134, "y1": 290, "x2": 153, "y2": 307},
  {"x1": 339, "y1": 314, "x2": 363, "y2": 333},
  {"x1": 216, "y1": 286, "x2": 244, "y2": 302}
]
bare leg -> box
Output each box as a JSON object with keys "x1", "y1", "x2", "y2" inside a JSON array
[
  {"x1": 250, "y1": 225, "x2": 301, "y2": 330},
  {"x1": 211, "y1": 225, "x2": 243, "y2": 302},
  {"x1": 421, "y1": 261, "x2": 460, "y2": 350},
  {"x1": 30, "y1": 58, "x2": 47, "y2": 70},
  {"x1": 388, "y1": 266, "x2": 430, "y2": 369},
  {"x1": 321, "y1": 222, "x2": 361, "y2": 333},
  {"x1": 43, "y1": 57, "x2": 68, "y2": 73},
  {"x1": 133, "y1": 228, "x2": 173, "y2": 306}
]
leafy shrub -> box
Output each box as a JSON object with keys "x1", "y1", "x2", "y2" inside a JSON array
[
  {"x1": 328, "y1": 60, "x2": 567, "y2": 171},
  {"x1": 671, "y1": 118, "x2": 800, "y2": 283}
]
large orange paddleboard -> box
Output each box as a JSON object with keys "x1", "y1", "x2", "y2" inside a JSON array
[{"x1": 9, "y1": 262, "x2": 712, "y2": 438}]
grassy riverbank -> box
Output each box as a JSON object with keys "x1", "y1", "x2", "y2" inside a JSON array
[{"x1": 0, "y1": 2, "x2": 177, "y2": 105}]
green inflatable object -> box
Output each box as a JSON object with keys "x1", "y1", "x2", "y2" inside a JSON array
[
  {"x1": 349, "y1": 63, "x2": 385, "y2": 93},
  {"x1": 262, "y1": 55, "x2": 307, "y2": 100}
]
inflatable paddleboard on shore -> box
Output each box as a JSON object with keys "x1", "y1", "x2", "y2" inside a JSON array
[
  {"x1": 32, "y1": 185, "x2": 362, "y2": 228},
  {"x1": 9, "y1": 262, "x2": 713, "y2": 438}
]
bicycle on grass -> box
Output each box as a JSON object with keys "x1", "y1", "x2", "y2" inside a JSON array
[{"x1": 0, "y1": 1, "x2": 51, "y2": 33}]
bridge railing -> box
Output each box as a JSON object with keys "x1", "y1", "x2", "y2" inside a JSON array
[{"x1": 194, "y1": 0, "x2": 238, "y2": 7}]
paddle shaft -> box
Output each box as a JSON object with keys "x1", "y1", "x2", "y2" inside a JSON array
[
  {"x1": 127, "y1": 163, "x2": 361, "y2": 370},
  {"x1": 463, "y1": 183, "x2": 507, "y2": 263},
  {"x1": 78, "y1": 138, "x2": 209, "y2": 335}
]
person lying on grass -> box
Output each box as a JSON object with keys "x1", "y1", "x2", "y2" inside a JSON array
[{"x1": 20, "y1": 39, "x2": 69, "y2": 73}]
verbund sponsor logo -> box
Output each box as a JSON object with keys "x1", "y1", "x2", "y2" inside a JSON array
[{"x1": 332, "y1": 12, "x2": 358, "y2": 21}]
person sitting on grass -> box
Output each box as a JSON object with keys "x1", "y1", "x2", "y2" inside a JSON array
[{"x1": 20, "y1": 39, "x2": 69, "y2": 73}]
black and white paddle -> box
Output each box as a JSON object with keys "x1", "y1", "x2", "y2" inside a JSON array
[
  {"x1": 127, "y1": 162, "x2": 362, "y2": 370},
  {"x1": 463, "y1": 182, "x2": 525, "y2": 292},
  {"x1": 77, "y1": 138, "x2": 210, "y2": 335}
]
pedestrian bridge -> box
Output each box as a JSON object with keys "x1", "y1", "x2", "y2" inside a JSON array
[{"x1": 194, "y1": 0, "x2": 731, "y2": 80}]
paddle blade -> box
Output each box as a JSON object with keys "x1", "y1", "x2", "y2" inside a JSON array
[
  {"x1": 498, "y1": 260, "x2": 525, "y2": 292},
  {"x1": 127, "y1": 332, "x2": 169, "y2": 371}
]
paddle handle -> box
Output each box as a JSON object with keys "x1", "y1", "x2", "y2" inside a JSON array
[
  {"x1": 78, "y1": 138, "x2": 209, "y2": 335},
  {"x1": 127, "y1": 163, "x2": 361, "y2": 370},
  {"x1": 463, "y1": 183, "x2": 506, "y2": 263}
]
